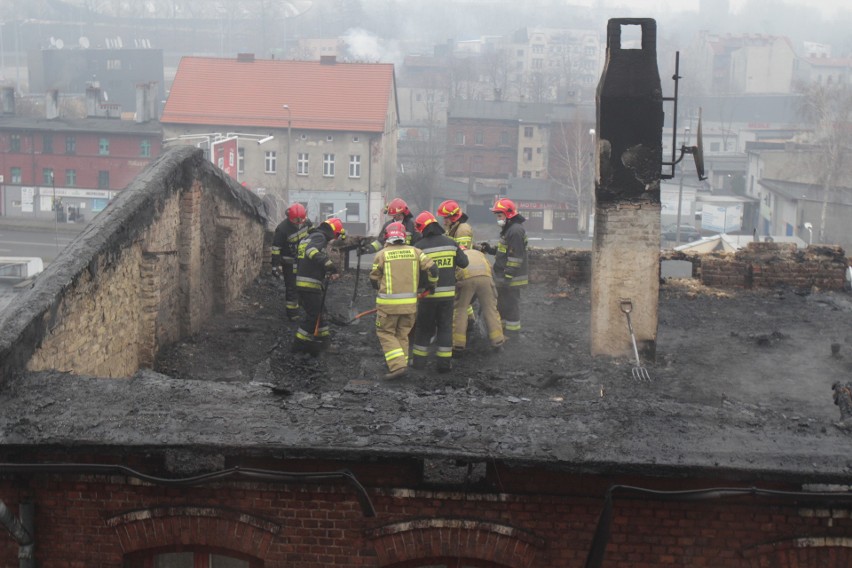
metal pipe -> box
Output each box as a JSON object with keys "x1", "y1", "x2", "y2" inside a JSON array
[{"x1": 0, "y1": 499, "x2": 32, "y2": 547}]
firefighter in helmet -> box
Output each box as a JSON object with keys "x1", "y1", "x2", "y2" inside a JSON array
[
  {"x1": 270, "y1": 203, "x2": 313, "y2": 320},
  {"x1": 292, "y1": 217, "x2": 346, "y2": 356},
  {"x1": 361, "y1": 197, "x2": 419, "y2": 254},
  {"x1": 411, "y1": 211, "x2": 468, "y2": 373},
  {"x1": 436, "y1": 199, "x2": 474, "y2": 249},
  {"x1": 369, "y1": 221, "x2": 438, "y2": 380},
  {"x1": 452, "y1": 244, "x2": 505, "y2": 354},
  {"x1": 478, "y1": 198, "x2": 528, "y2": 338}
]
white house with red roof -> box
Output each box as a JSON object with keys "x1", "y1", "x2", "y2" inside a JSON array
[{"x1": 161, "y1": 54, "x2": 399, "y2": 235}]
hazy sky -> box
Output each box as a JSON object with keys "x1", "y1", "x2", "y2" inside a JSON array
[{"x1": 584, "y1": 0, "x2": 849, "y2": 18}]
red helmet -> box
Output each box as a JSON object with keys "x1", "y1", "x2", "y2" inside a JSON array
[
  {"x1": 414, "y1": 211, "x2": 437, "y2": 233},
  {"x1": 437, "y1": 199, "x2": 462, "y2": 222},
  {"x1": 324, "y1": 217, "x2": 345, "y2": 238},
  {"x1": 386, "y1": 198, "x2": 409, "y2": 216},
  {"x1": 286, "y1": 203, "x2": 307, "y2": 224},
  {"x1": 384, "y1": 221, "x2": 406, "y2": 244},
  {"x1": 491, "y1": 197, "x2": 518, "y2": 219}
]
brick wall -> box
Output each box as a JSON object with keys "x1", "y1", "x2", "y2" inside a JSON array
[
  {"x1": 532, "y1": 244, "x2": 848, "y2": 291},
  {"x1": 0, "y1": 146, "x2": 268, "y2": 381},
  {"x1": 1, "y1": 457, "x2": 851, "y2": 567}
]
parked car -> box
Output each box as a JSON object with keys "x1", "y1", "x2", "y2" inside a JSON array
[{"x1": 662, "y1": 223, "x2": 701, "y2": 242}]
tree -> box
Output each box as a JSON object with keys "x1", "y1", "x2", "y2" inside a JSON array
[
  {"x1": 397, "y1": 88, "x2": 445, "y2": 212},
  {"x1": 795, "y1": 82, "x2": 852, "y2": 243},
  {"x1": 548, "y1": 118, "x2": 596, "y2": 234}
]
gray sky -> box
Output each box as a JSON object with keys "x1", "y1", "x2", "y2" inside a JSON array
[{"x1": 585, "y1": 0, "x2": 849, "y2": 18}]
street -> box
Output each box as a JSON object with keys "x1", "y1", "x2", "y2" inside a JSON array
[{"x1": 0, "y1": 228, "x2": 78, "y2": 263}]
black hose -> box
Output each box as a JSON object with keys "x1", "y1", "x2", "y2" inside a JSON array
[{"x1": 0, "y1": 463, "x2": 375, "y2": 517}]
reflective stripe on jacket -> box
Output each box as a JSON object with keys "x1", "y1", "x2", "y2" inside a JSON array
[
  {"x1": 455, "y1": 248, "x2": 492, "y2": 281},
  {"x1": 296, "y1": 226, "x2": 333, "y2": 291},
  {"x1": 447, "y1": 220, "x2": 474, "y2": 249},
  {"x1": 369, "y1": 244, "x2": 437, "y2": 313},
  {"x1": 271, "y1": 218, "x2": 313, "y2": 264},
  {"x1": 415, "y1": 232, "x2": 468, "y2": 300},
  {"x1": 493, "y1": 219, "x2": 528, "y2": 287}
]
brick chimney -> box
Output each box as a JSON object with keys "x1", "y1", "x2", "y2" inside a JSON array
[
  {"x1": 591, "y1": 18, "x2": 663, "y2": 360},
  {"x1": 45, "y1": 89, "x2": 60, "y2": 120},
  {"x1": 134, "y1": 82, "x2": 158, "y2": 123}
]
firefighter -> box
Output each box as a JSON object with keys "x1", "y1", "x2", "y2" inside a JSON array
[
  {"x1": 437, "y1": 199, "x2": 477, "y2": 324},
  {"x1": 478, "y1": 198, "x2": 528, "y2": 338},
  {"x1": 436, "y1": 199, "x2": 474, "y2": 249},
  {"x1": 292, "y1": 217, "x2": 346, "y2": 356},
  {"x1": 411, "y1": 211, "x2": 468, "y2": 373},
  {"x1": 270, "y1": 203, "x2": 313, "y2": 320},
  {"x1": 369, "y1": 221, "x2": 438, "y2": 380},
  {"x1": 360, "y1": 197, "x2": 418, "y2": 254},
  {"x1": 452, "y1": 244, "x2": 505, "y2": 354}
]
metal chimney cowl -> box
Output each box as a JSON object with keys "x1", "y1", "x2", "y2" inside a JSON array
[{"x1": 590, "y1": 18, "x2": 662, "y2": 361}]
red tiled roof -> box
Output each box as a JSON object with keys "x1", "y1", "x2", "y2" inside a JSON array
[{"x1": 161, "y1": 56, "x2": 396, "y2": 133}]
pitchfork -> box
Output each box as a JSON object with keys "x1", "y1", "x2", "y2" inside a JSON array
[{"x1": 619, "y1": 299, "x2": 651, "y2": 382}]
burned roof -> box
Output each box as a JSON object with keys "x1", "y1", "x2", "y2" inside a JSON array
[{"x1": 1, "y1": 245, "x2": 851, "y2": 483}]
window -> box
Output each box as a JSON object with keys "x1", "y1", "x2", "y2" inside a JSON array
[
  {"x1": 524, "y1": 126, "x2": 534, "y2": 138},
  {"x1": 43, "y1": 168, "x2": 54, "y2": 185},
  {"x1": 523, "y1": 147, "x2": 533, "y2": 161},
  {"x1": 10, "y1": 167, "x2": 21, "y2": 184},
  {"x1": 125, "y1": 550, "x2": 253, "y2": 568},
  {"x1": 455, "y1": 131, "x2": 465, "y2": 145},
  {"x1": 532, "y1": 58, "x2": 543, "y2": 69},
  {"x1": 264, "y1": 151, "x2": 277, "y2": 173},
  {"x1": 522, "y1": 171, "x2": 532, "y2": 178},
  {"x1": 237, "y1": 148, "x2": 244, "y2": 173},
  {"x1": 349, "y1": 154, "x2": 361, "y2": 178},
  {"x1": 323, "y1": 153, "x2": 335, "y2": 177},
  {"x1": 346, "y1": 202, "x2": 360, "y2": 221},
  {"x1": 320, "y1": 202, "x2": 334, "y2": 218},
  {"x1": 65, "y1": 136, "x2": 76, "y2": 154},
  {"x1": 10, "y1": 134, "x2": 20, "y2": 152},
  {"x1": 326, "y1": 135, "x2": 333, "y2": 142},
  {"x1": 106, "y1": 58, "x2": 122, "y2": 70},
  {"x1": 65, "y1": 169, "x2": 76, "y2": 186},
  {"x1": 140, "y1": 140, "x2": 151, "y2": 157},
  {"x1": 98, "y1": 170, "x2": 109, "y2": 189},
  {"x1": 474, "y1": 130, "x2": 484, "y2": 145},
  {"x1": 99, "y1": 137, "x2": 110, "y2": 155},
  {"x1": 500, "y1": 131, "x2": 511, "y2": 146},
  {"x1": 297, "y1": 153, "x2": 309, "y2": 175},
  {"x1": 353, "y1": 136, "x2": 359, "y2": 142},
  {"x1": 42, "y1": 134, "x2": 53, "y2": 154}
]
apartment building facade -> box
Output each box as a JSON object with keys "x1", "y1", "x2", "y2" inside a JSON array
[{"x1": 160, "y1": 55, "x2": 398, "y2": 235}]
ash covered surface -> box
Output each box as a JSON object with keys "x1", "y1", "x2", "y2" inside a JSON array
[{"x1": 2, "y1": 259, "x2": 852, "y2": 480}]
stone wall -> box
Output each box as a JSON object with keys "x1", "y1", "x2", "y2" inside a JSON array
[
  {"x1": 0, "y1": 147, "x2": 268, "y2": 381},
  {"x1": 532, "y1": 244, "x2": 848, "y2": 291}
]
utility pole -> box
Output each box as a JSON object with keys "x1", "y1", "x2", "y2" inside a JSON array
[{"x1": 283, "y1": 104, "x2": 291, "y2": 203}]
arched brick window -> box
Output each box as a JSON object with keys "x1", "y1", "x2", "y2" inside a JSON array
[
  {"x1": 743, "y1": 536, "x2": 852, "y2": 567},
  {"x1": 366, "y1": 518, "x2": 544, "y2": 568},
  {"x1": 105, "y1": 506, "x2": 279, "y2": 566}
]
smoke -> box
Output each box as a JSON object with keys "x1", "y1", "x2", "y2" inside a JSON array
[{"x1": 341, "y1": 28, "x2": 403, "y2": 67}]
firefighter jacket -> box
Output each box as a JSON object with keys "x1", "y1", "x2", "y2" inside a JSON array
[
  {"x1": 369, "y1": 244, "x2": 437, "y2": 314},
  {"x1": 446, "y1": 213, "x2": 474, "y2": 249},
  {"x1": 367, "y1": 214, "x2": 419, "y2": 252},
  {"x1": 415, "y1": 223, "x2": 469, "y2": 301},
  {"x1": 296, "y1": 223, "x2": 336, "y2": 292},
  {"x1": 492, "y1": 215, "x2": 528, "y2": 287},
  {"x1": 271, "y1": 218, "x2": 313, "y2": 266},
  {"x1": 455, "y1": 248, "x2": 492, "y2": 281}
]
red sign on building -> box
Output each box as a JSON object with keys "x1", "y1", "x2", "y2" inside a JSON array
[{"x1": 211, "y1": 137, "x2": 239, "y2": 181}]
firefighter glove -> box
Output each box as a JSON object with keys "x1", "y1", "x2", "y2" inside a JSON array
[
  {"x1": 370, "y1": 279, "x2": 380, "y2": 290},
  {"x1": 479, "y1": 242, "x2": 495, "y2": 255},
  {"x1": 359, "y1": 242, "x2": 375, "y2": 255},
  {"x1": 324, "y1": 259, "x2": 338, "y2": 274},
  {"x1": 271, "y1": 266, "x2": 283, "y2": 278}
]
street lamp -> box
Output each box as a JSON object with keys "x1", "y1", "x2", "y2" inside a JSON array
[{"x1": 282, "y1": 104, "x2": 292, "y2": 202}]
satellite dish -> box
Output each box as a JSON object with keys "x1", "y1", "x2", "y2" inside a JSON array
[
  {"x1": 79, "y1": 37, "x2": 90, "y2": 48},
  {"x1": 55, "y1": 39, "x2": 64, "y2": 50},
  {"x1": 49, "y1": 37, "x2": 56, "y2": 47},
  {"x1": 281, "y1": 0, "x2": 313, "y2": 18},
  {"x1": 693, "y1": 107, "x2": 706, "y2": 181}
]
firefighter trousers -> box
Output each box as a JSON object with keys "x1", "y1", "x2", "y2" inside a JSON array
[
  {"x1": 453, "y1": 276, "x2": 504, "y2": 349},
  {"x1": 293, "y1": 290, "x2": 329, "y2": 355},
  {"x1": 412, "y1": 299, "x2": 454, "y2": 371},
  {"x1": 282, "y1": 261, "x2": 299, "y2": 319},
  {"x1": 496, "y1": 285, "x2": 522, "y2": 334},
  {"x1": 376, "y1": 310, "x2": 416, "y2": 372}
]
